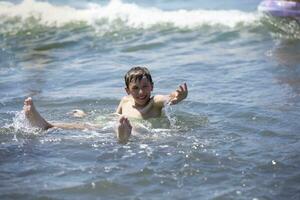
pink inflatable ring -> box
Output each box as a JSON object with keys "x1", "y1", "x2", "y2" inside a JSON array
[{"x1": 258, "y1": 0, "x2": 300, "y2": 17}]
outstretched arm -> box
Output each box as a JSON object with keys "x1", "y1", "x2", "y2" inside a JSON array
[{"x1": 153, "y1": 83, "x2": 188, "y2": 107}]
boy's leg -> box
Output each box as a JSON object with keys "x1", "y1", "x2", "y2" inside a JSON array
[
  {"x1": 117, "y1": 116, "x2": 132, "y2": 143},
  {"x1": 23, "y1": 97, "x2": 99, "y2": 130},
  {"x1": 51, "y1": 122, "x2": 99, "y2": 130}
]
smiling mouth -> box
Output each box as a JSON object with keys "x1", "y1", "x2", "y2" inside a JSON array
[
  {"x1": 133, "y1": 95, "x2": 152, "y2": 108},
  {"x1": 137, "y1": 95, "x2": 148, "y2": 100}
]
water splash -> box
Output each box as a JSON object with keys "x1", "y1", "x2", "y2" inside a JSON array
[
  {"x1": 163, "y1": 103, "x2": 177, "y2": 128},
  {"x1": 3, "y1": 110, "x2": 41, "y2": 135}
]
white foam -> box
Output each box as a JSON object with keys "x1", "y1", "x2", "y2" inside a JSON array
[
  {"x1": 0, "y1": 0, "x2": 259, "y2": 29},
  {"x1": 3, "y1": 110, "x2": 40, "y2": 134}
]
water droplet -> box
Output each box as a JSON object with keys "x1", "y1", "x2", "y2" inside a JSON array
[{"x1": 140, "y1": 144, "x2": 148, "y2": 149}]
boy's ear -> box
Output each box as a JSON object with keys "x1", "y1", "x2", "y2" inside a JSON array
[{"x1": 125, "y1": 87, "x2": 130, "y2": 95}]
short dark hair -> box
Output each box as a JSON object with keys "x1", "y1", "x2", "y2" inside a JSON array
[{"x1": 124, "y1": 66, "x2": 153, "y2": 88}]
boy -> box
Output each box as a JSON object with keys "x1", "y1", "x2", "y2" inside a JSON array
[
  {"x1": 116, "y1": 66, "x2": 188, "y2": 142},
  {"x1": 23, "y1": 66, "x2": 188, "y2": 143}
]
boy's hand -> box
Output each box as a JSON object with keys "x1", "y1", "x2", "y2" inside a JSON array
[{"x1": 169, "y1": 83, "x2": 188, "y2": 105}]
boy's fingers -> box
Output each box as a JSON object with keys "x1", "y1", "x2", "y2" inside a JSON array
[
  {"x1": 180, "y1": 83, "x2": 187, "y2": 92},
  {"x1": 176, "y1": 87, "x2": 185, "y2": 95},
  {"x1": 119, "y1": 115, "x2": 127, "y2": 123},
  {"x1": 179, "y1": 85, "x2": 184, "y2": 92},
  {"x1": 183, "y1": 83, "x2": 187, "y2": 91}
]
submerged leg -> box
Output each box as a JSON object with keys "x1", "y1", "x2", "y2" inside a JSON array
[
  {"x1": 51, "y1": 122, "x2": 99, "y2": 130},
  {"x1": 23, "y1": 97, "x2": 53, "y2": 130},
  {"x1": 23, "y1": 97, "x2": 99, "y2": 130},
  {"x1": 117, "y1": 116, "x2": 132, "y2": 143}
]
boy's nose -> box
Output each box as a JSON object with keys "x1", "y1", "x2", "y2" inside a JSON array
[{"x1": 138, "y1": 89, "x2": 144, "y2": 95}]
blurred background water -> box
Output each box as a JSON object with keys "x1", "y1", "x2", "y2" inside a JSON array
[{"x1": 0, "y1": 0, "x2": 300, "y2": 199}]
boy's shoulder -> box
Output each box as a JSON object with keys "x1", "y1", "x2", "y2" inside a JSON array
[
  {"x1": 116, "y1": 95, "x2": 133, "y2": 114},
  {"x1": 120, "y1": 95, "x2": 132, "y2": 104}
]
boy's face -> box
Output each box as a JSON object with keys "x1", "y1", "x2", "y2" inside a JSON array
[{"x1": 126, "y1": 76, "x2": 153, "y2": 107}]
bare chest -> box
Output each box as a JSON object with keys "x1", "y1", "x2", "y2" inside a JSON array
[{"x1": 122, "y1": 102, "x2": 161, "y2": 119}]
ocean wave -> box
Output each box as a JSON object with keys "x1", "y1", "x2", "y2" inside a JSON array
[
  {"x1": 0, "y1": 0, "x2": 259, "y2": 32},
  {"x1": 260, "y1": 15, "x2": 300, "y2": 40}
]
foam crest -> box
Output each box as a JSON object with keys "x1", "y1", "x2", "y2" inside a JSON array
[
  {"x1": 0, "y1": 0, "x2": 258, "y2": 29},
  {"x1": 0, "y1": 0, "x2": 93, "y2": 26}
]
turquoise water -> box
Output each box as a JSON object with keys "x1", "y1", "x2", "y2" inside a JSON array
[{"x1": 1, "y1": 0, "x2": 300, "y2": 199}]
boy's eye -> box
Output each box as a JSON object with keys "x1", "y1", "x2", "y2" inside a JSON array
[{"x1": 132, "y1": 86, "x2": 138, "y2": 90}]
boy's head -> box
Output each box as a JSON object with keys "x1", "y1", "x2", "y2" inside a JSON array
[
  {"x1": 124, "y1": 66, "x2": 153, "y2": 89},
  {"x1": 124, "y1": 66, "x2": 154, "y2": 106}
]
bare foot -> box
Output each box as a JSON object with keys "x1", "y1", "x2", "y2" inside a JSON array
[
  {"x1": 23, "y1": 97, "x2": 53, "y2": 130},
  {"x1": 117, "y1": 116, "x2": 132, "y2": 143}
]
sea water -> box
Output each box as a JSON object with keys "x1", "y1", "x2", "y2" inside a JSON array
[{"x1": 0, "y1": 0, "x2": 300, "y2": 199}]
